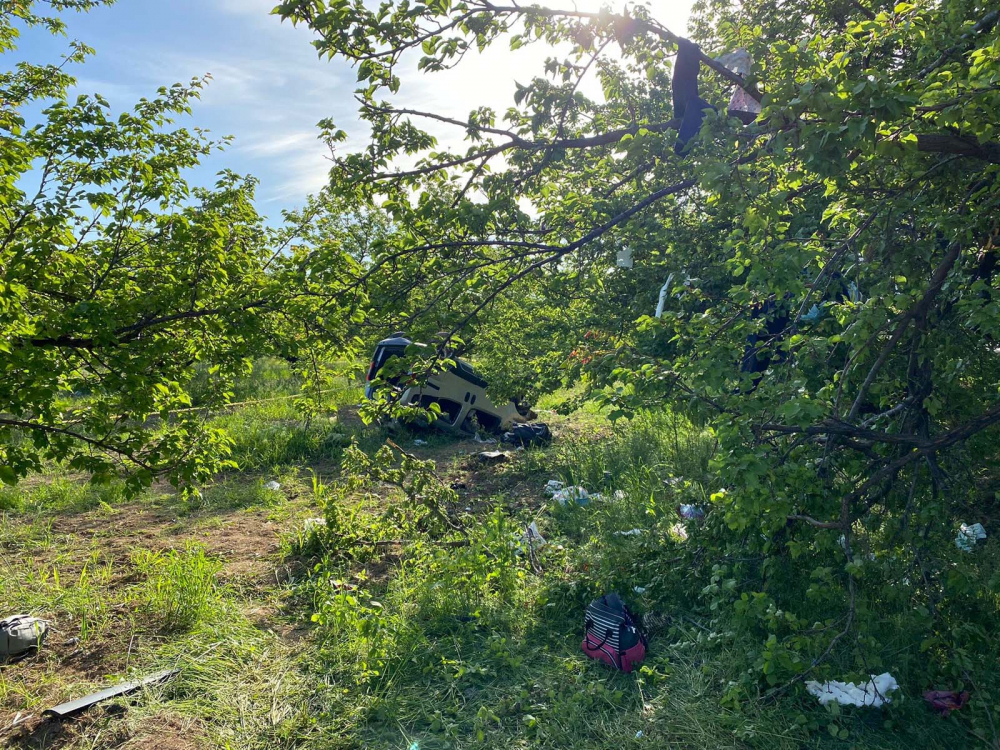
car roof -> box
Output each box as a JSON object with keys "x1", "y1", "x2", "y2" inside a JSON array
[{"x1": 376, "y1": 336, "x2": 414, "y2": 347}]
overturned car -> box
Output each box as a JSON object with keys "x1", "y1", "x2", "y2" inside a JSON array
[{"x1": 364, "y1": 335, "x2": 533, "y2": 435}]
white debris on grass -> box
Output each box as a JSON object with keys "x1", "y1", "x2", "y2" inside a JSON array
[
  {"x1": 544, "y1": 479, "x2": 623, "y2": 505},
  {"x1": 303, "y1": 517, "x2": 326, "y2": 533},
  {"x1": 670, "y1": 522, "x2": 689, "y2": 542},
  {"x1": 473, "y1": 433, "x2": 497, "y2": 445},
  {"x1": 679, "y1": 504, "x2": 704, "y2": 520},
  {"x1": 414, "y1": 439, "x2": 428, "y2": 447},
  {"x1": 633, "y1": 586, "x2": 647, "y2": 595},
  {"x1": 521, "y1": 522, "x2": 546, "y2": 551},
  {"x1": 805, "y1": 673, "x2": 899, "y2": 707},
  {"x1": 553, "y1": 486, "x2": 590, "y2": 506},
  {"x1": 511, "y1": 522, "x2": 546, "y2": 554},
  {"x1": 615, "y1": 528, "x2": 643, "y2": 537},
  {"x1": 264, "y1": 480, "x2": 281, "y2": 491},
  {"x1": 956, "y1": 522, "x2": 987, "y2": 551}
]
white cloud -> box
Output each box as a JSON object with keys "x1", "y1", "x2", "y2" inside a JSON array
[{"x1": 161, "y1": 0, "x2": 694, "y2": 208}]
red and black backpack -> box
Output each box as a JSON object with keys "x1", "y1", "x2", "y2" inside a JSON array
[{"x1": 581, "y1": 593, "x2": 647, "y2": 673}]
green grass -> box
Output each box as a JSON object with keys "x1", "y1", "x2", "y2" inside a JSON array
[
  {"x1": 0, "y1": 476, "x2": 129, "y2": 516},
  {"x1": 0, "y1": 364, "x2": 980, "y2": 749},
  {"x1": 132, "y1": 544, "x2": 222, "y2": 631}
]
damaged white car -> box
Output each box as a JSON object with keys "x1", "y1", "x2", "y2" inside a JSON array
[{"x1": 364, "y1": 335, "x2": 534, "y2": 435}]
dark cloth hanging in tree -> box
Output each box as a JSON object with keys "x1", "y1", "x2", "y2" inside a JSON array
[{"x1": 672, "y1": 37, "x2": 716, "y2": 155}]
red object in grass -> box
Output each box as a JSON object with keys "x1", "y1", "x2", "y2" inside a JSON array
[{"x1": 923, "y1": 690, "x2": 970, "y2": 716}]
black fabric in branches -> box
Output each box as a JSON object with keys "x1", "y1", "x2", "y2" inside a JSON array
[{"x1": 672, "y1": 37, "x2": 716, "y2": 154}]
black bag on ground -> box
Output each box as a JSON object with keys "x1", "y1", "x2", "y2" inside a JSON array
[{"x1": 501, "y1": 422, "x2": 552, "y2": 447}]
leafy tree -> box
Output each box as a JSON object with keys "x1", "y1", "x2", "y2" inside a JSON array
[
  {"x1": 0, "y1": 2, "x2": 366, "y2": 490},
  {"x1": 277, "y1": 0, "x2": 1000, "y2": 701}
]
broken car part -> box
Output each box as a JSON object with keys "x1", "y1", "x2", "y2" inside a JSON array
[{"x1": 43, "y1": 669, "x2": 179, "y2": 719}]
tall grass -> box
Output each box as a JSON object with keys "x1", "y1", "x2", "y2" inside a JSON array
[
  {"x1": 132, "y1": 544, "x2": 222, "y2": 631},
  {"x1": 0, "y1": 477, "x2": 129, "y2": 515},
  {"x1": 289, "y1": 406, "x2": 970, "y2": 750}
]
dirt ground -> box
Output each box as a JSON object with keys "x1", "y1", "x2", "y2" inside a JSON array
[{"x1": 1, "y1": 417, "x2": 556, "y2": 748}]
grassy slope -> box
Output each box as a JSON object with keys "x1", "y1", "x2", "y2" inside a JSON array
[{"x1": 0, "y1": 364, "x2": 976, "y2": 749}]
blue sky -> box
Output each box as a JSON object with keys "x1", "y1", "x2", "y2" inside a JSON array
[{"x1": 17, "y1": 0, "x2": 693, "y2": 219}]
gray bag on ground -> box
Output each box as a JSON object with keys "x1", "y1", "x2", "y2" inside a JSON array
[{"x1": 1, "y1": 614, "x2": 49, "y2": 658}]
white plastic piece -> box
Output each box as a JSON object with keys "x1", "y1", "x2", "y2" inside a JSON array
[
  {"x1": 616, "y1": 247, "x2": 634, "y2": 269},
  {"x1": 414, "y1": 439, "x2": 428, "y2": 446},
  {"x1": 265, "y1": 480, "x2": 281, "y2": 491},
  {"x1": 552, "y1": 486, "x2": 590, "y2": 506},
  {"x1": 679, "y1": 504, "x2": 704, "y2": 520},
  {"x1": 671, "y1": 522, "x2": 689, "y2": 541},
  {"x1": 805, "y1": 672, "x2": 899, "y2": 707},
  {"x1": 716, "y1": 48, "x2": 752, "y2": 76},
  {"x1": 655, "y1": 273, "x2": 674, "y2": 318},
  {"x1": 543, "y1": 479, "x2": 565, "y2": 496},
  {"x1": 615, "y1": 528, "x2": 644, "y2": 537},
  {"x1": 473, "y1": 433, "x2": 497, "y2": 444},
  {"x1": 303, "y1": 517, "x2": 326, "y2": 532},
  {"x1": 956, "y1": 522, "x2": 987, "y2": 551},
  {"x1": 521, "y1": 522, "x2": 546, "y2": 550},
  {"x1": 716, "y1": 48, "x2": 761, "y2": 123}
]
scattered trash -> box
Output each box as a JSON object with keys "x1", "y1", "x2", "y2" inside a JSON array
[
  {"x1": 633, "y1": 586, "x2": 647, "y2": 595},
  {"x1": 543, "y1": 479, "x2": 565, "y2": 496},
  {"x1": 502, "y1": 422, "x2": 552, "y2": 447},
  {"x1": 477, "y1": 450, "x2": 509, "y2": 464},
  {"x1": 924, "y1": 689, "x2": 971, "y2": 716},
  {"x1": 413, "y1": 439, "x2": 428, "y2": 447},
  {"x1": 264, "y1": 480, "x2": 281, "y2": 491},
  {"x1": 616, "y1": 246, "x2": 634, "y2": 269},
  {"x1": 805, "y1": 672, "x2": 898, "y2": 707},
  {"x1": 545, "y1": 479, "x2": 622, "y2": 506},
  {"x1": 473, "y1": 433, "x2": 497, "y2": 445},
  {"x1": 1, "y1": 615, "x2": 49, "y2": 659},
  {"x1": 303, "y1": 517, "x2": 326, "y2": 533},
  {"x1": 716, "y1": 47, "x2": 761, "y2": 124},
  {"x1": 655, "y1": 274, "x2": 673, "y2": 318},
  {"x1": 615, "y1": 528, "x2": 644, "y2": 537},
  {"x1": 956, "y1": 522, "x2": 986, "y2": 551},
  {"x1": 679, "y1": 504, "x2": 705, "y2": 520},
  {"x1": 635, "y1": 730, "x2": 644, "y2": 739},
  {"x1": 670, "y1": 522, "x2": 689, "y2": 541},
  {"x1": 552, "y1": 486, "x2": 590, "y2": 506},
  {"x1": 42, "y1": 669, "x2": 180, "y2": 719},
  {"x1": 800, "y1": 303, "x2": 824, "y2": 323},
  {"x1": 520, "y1": 522, "x2": 546, "y2": 551}
]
